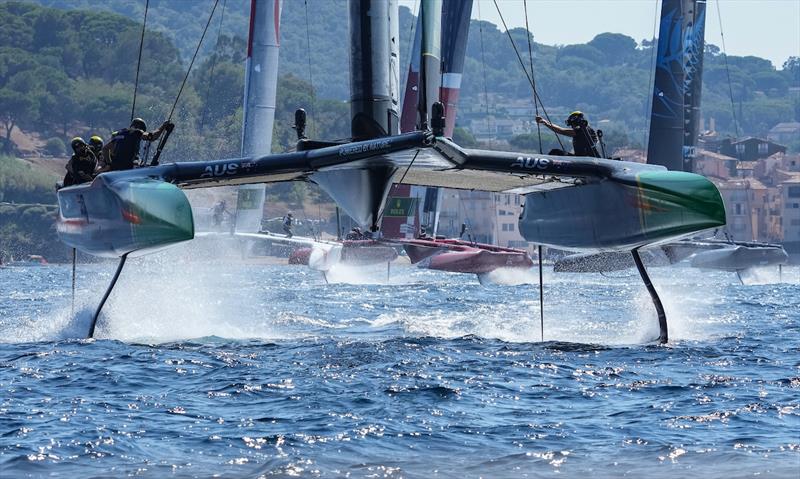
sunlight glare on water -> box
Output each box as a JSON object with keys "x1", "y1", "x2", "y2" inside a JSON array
[{"x1": 1, "y1": 242, "x2": 798, "y2": 478}]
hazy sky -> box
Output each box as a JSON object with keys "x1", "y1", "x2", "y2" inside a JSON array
[{"x1": 401, "y1": 0, "x2": 800, "y2": 69}]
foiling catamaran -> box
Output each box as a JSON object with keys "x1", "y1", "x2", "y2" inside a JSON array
[
  {"x1": 554, "y1": 0, "x2": 787, "y2": 278},
  {"x1": 57, "y1": 0, "x2": 726, "y2": 343}
]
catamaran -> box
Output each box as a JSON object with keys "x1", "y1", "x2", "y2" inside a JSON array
[{"x1": 56, "y1": 0, "x2": 726, "y2": 343}]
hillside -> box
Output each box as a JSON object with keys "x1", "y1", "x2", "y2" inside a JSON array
[{"x1": 19, "y1": 0, "x2": 800, "y2": 145}]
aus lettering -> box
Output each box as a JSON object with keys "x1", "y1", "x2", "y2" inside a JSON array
[
  {"x1": 201, "y1": 163, "x2": 239, "y2": 178},
  {"x1": 510, "y1": 157, "x2": 550, "y2": 170}
]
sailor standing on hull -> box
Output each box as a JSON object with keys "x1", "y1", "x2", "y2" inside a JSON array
[
  {"x1": 536, "y1": 111, "x2": 601, "y2": 158},
  {"x1": 282, "y1": 212, "x2": 294, "y2": 238},
  {"x1": 102, "y1": 118, "x2": 173, "y2": 171}
]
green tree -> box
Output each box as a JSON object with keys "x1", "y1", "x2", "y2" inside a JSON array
[
  {"x1": 0, "y1": 87, "x2": 36, "y2": 153},
  {"x1": 453, "y1": 126, "x2": 478, "y2": 147}
]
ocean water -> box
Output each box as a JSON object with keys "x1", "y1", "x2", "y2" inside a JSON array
[{"x1": 1, "y1": 243, "x2": 798, "y2": 478}]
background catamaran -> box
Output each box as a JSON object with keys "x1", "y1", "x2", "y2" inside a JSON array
[
  {"x1": 56, "y1": 0, "x2": 726, "y2": 343},
  {"x1": 553, "y1": 0, "x2": 787, "y2": 279},
  {"x1": 385, "y1": 1, "x2": 535, "y2": 280}
]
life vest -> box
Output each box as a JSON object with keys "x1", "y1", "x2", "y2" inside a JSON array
[
  {"x1": 110, "y1": 128, "x2": 144, "y2": 170},
  {"x1": 572, "y1": 126, "x2": 600, "y2": 158},
  {"x1": 63, "y1": 151, "x2": 96, "y2": 186}
]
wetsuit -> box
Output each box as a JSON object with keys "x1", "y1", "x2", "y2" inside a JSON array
[
  {"x1": 283, "y1": 216, "x2": 293, "y2": 238},
  {"x1": 63, "y1": 151, "x2": 97, "y2": 187},
  {"x1": 572, "y1": 126, "x2": 600, "y2": 158},
  {"x1": 109, "y1": 128, "x2": 145, "y2": 171}
]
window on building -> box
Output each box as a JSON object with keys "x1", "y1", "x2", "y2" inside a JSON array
[
  {"x1": 508, "y1": 223, "x2": 515, "y2": 232},
  {"x1": 791, "y1": 219, "x2": 800, "y2": 226},
  {"x1": 735, "y1": 144, "x2": 745, "y2": 155},
  {"x1": 735, "y1": 203, "x2": 742, "y2": 215},
  {"x1": 793, "y1": 203, "x2": 799, "y2": 209},
  {"x1": 515, "y1": 196, "x2": 520, "y2": 205},
  {"x1": 758, "y1": 142, "x2": 769, "y2": 155},
  {"x1": 788, "y1": 186, "x2": 800, "y2": 198}
]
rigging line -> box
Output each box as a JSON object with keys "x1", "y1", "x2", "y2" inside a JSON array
[
  {"x1": 715, "y1": 0, "x2": 740, "y2": 137},
  {"x1": 70, "y1": 248, "x2": 76, "y2": 317},
  {"x1": 643, "y1": 0, "x2": 659, "y2": 151},
  {"x1": 476, "y1": 0, "x2": 490, "y2": 134},
  {"x1": 538, "y1": 244, "x2": 544, "y2": 342},
  {"x1": 522, "y1": 0, "x2": 542, "y2": 154},
  {"x1": 130, "y1": 0, "x2": 149, "y2": 122},
  {"x1": 491, "y1": 0, "x2": 565, "y2": 151},
  {"x1": 168, "y1": 0, "x2": 221, "y2": 122},
  {"x1": 200, "y1": 0, "x2": 228, "y2": 131},
  {"x1": 303, "y1": 0, "x2": 317, "y2": 138}
]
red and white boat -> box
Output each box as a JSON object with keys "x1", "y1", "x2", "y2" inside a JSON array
[{"x1": 400, "y1": 238, "x2": 533, "y2": 276}]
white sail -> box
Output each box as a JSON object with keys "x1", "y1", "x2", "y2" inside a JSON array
[{"x1": 235, "y1": 0, "x2": 283, "y2": 233}]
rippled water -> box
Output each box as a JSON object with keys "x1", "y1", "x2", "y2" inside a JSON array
[{"x1": 1, "y1": 243, "x2": 799, "y2": 478}]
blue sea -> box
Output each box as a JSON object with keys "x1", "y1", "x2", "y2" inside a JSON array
[{"x1": 1, "y1": 243, "x2": 798, "y2": 478}]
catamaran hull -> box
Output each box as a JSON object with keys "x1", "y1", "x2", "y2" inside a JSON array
[
  {"x1": 520, "y1": 171, "x2": 725, "y2": 252},
  {"x1": 403, "y1": 239, "x2": 533, "y2": 274},
  {"x1": 57, "y1": 177, "x2": 194, "y2": 258},
  {"x1": 690, "y1": 246, "x2": 789, "y2": 271}
]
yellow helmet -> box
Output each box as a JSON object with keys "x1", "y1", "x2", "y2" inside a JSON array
[
  {"x1": 89, "y1": 135, "x2": 103, "y2": 148},
  {"x1": 566, "y1": 111, "x2": 587, "y2": 128},
  {"x1": 70, "y1": 137, "x2": 86, "y2": 151}
]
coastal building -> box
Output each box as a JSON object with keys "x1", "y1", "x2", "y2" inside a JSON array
[
  {"x1": 720, "y1": 137, "x2": 787, "y2": 162},
  {"x1": 767, "y1": 122, "x2": 800, "y2": 145},
  {"x1": 779, "y1": 174, "x2": 800, "y2": 257},
  {"x1": 437, "y1": 190, "x2": 530, "y2": 250},
  {"x1": 711, "y1": 177, "x2": 769, "y2": 241},
  {"x1": 493, "y1": 193, "x2": 528, "y2": 249},
  {"x1": 694, "y1": 149, "x2": 735, "y2": 178}
]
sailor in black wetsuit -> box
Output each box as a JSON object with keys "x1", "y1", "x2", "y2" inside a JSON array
[
  {"x1": 535, "y1": 111, "x2": 601, "y2": 158},
  {"x1": 62, "y1": 137, "x2": 97, "y2": 187},
  {"x1": 282, "y1": 212, "x2": 294, "y2": 238},
  {"x1": 102, "y1": 118, "x2": 172, "y2": 171}
]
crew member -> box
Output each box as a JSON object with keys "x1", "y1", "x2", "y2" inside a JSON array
[
  {"x1": 62, "y1": 137, "x2": 97, "y2": 187},
  {"x1": 345, "y1": 227, "x2": 364, "y2": 240},
  {"x1": 102, "y1": 118, "x2": 173, "y2": 171},
  {"x1": 282, "y1": 212, "x2": 294, "y2": 238},
  {"x1": 88, "y1": 135, "x2": 109, "y2": 174},
  {"x1": 535, "y1": 111, "x2": 600, "y2": 158},
  {"x1": 212, "y1": 200, "x2": 228, "y2": 227}
]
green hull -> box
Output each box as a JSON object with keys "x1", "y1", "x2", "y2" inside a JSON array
[
  {"x1": 57, "y1": 177, "x2": 194, "y2": 258},
  {"x1": 520, "y1": 171, "x2": 725, "y2": 252}
]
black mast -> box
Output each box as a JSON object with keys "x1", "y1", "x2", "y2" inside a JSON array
[
  {"x1": 647, "y1": 0, "x2": 692, "y2": 171},
  {"x1": 683, "y1": 0, "x2": 707, "y2": 173}
]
